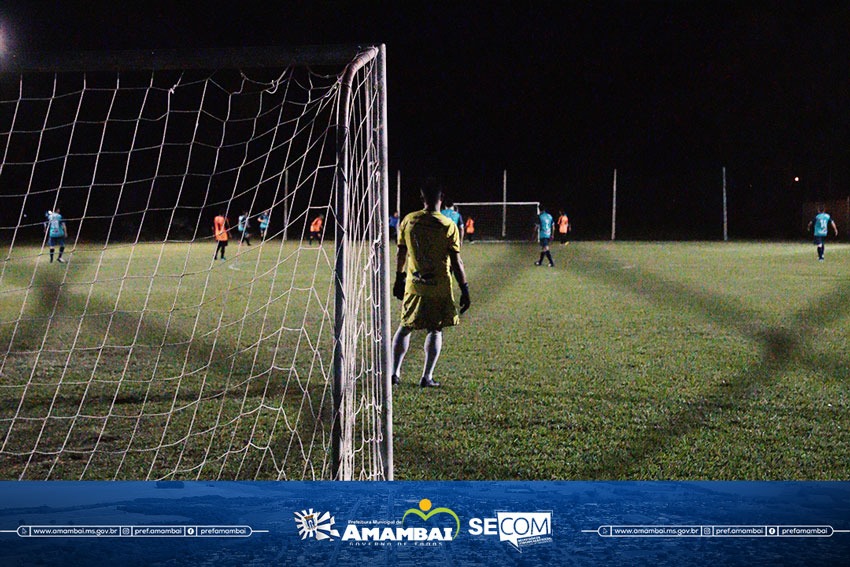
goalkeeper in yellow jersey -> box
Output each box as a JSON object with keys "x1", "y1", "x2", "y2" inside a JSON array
[{"x1": 391, "y1": 182, "x2": 470, "y2": 388}]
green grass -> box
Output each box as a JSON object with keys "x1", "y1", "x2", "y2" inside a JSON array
[
  {"x1": 1, "y1": 239, "x2": 849, "y2": 480},
  {"x1": 0, "y1": 241, "x2": 339, "y2": 480},
  {"x1": 392, "y1": 241, "x2": 850, "y2": 480}
]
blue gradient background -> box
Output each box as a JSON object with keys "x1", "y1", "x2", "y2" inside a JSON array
[{"x1": 1, "y1": 481, "x2": 848, "y2": 566}]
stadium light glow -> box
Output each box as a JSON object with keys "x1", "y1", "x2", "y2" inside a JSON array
[{"x1": 0, "y1": 19, "x2": 11, "y2": 58}]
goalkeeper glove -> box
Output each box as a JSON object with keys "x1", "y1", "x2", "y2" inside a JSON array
[
  {"x1": 459, "y1": 282, "x2": 471, "y2": 314},
  {"x1": 393, "y1": 272, "x2": 406, "y2": 300}
]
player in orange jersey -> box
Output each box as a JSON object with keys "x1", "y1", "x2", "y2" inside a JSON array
[
  {"x1": 213, "y1": 211, "x2": 230, "y2": 260},
  {"x1": 556, "y1": 210, "x2": 570, "y2": 245},
  {"x1": 464, "y1": 216, "x2": 475, "y2": 243},
  {"x1": 308, "y1": 214, "x2": 324, "y2": 245}
]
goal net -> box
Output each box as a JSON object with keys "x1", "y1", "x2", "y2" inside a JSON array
[
  {"x1": 454, "y1": 201, "x2": 540, "y2": 241},
  {"x1": 0, "y1": 46, "x2": 392, "y2": 480}
]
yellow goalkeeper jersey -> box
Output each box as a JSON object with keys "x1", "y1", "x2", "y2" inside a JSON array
[{"x1": 398, "y1": 209, "x2": 460, "y2": 298}]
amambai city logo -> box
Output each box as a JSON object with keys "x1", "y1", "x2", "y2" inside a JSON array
[
  {"x1": 294, "y1": 508, "x2": 341, "y2": 541},
  {"x1": 340, "y1": 498, "x2": 461, "y2": 543},
  {"x1": 402, "y1": 498, "x2": 461, "y2": 540}
]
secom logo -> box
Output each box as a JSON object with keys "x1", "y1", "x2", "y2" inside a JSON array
[{"x1": 468, "y1": 511, "x2": 553, "y2": 552}]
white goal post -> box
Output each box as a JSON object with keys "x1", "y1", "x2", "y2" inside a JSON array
[
  {"x1": 0, "y1": 45, "x2": 392, "y2": 480},
  {"x1": 453, "y1": 201, "x2": 540, "y2": 241}
]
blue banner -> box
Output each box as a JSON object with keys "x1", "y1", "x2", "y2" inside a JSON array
[{"x1": 1, "y1": 481, "x2": 848, "y2": 566}]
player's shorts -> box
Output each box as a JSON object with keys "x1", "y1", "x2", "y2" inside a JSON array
[
  {"x1": 814, "y1": 236, "x2": 826, "y2": 246},
  {"x1": 539, "y1": 237, "x2": 550, "y2": 247},
  {"x1": 48, "y1": 236, "x2": 65, "y2": 248},
  {"x1": 400, "y1": 292, "x2": 458, "y2": 330}
]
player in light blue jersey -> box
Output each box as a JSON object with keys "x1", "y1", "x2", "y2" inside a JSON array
[
  {"x1": 535, "y1": 206, "x2": 555, "y2": 267},
  {"x1": 237, "y1": 211, "x2": 252, "y2": 246},
  {"x1": 807, "y1": 205, "x2": 838, "y2": 261},
  {"x1": 258, "y1": 210, "x2": 270, "y2": 240},
  {"x1": 440, "y1": 200, "x2": 465, "y2": 243},
  {"x1": 45, "y1": 208, "x2": 68, "y2": 263}
]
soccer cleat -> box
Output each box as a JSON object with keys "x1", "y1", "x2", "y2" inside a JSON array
[
  {"x1": 419, "y1": 377, "x2": 441, "y2": 388},
  {"x1": 57, "y1": 258, "x2": 66, "y2": 263},
  {"x1": 534, "y1": 261, "x2": 542, "y2": 266},
  {"x1": 391, "y1": 375, "x2": 400, "y2": 385},
  {"x1": 548, "y1": 263, "x2": 554, "y2": 267}
]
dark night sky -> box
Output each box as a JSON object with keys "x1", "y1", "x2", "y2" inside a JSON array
[{"x1": 2, "y1": 1, "x2": 849, "y2": 237}]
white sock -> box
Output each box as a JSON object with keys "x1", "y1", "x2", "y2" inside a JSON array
[
  {"x1": 392, "y1": 326, "x2": 412, "y2": 378},
  {"x1": 422, "y1": 330, "x2": 442, "y2": 380}
]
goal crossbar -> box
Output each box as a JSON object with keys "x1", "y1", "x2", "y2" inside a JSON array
[
  {"x1": 453, "y1": 201, "x2": 540, "y2": 207},
  {"x1": 0, "y1": 45, "x2": 372, "y2": 73},
  {"x1": 454, "y1": 201, "x2": 540, "y2": 240}
]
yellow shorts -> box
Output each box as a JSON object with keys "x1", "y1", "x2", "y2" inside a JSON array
[{"x1": 400, "y1": 293, "x2": 458, "y2": 330}]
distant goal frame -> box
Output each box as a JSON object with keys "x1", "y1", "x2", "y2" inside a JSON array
[{"x1": 453, "y1": 201, "x2": 540, "y2": 241}]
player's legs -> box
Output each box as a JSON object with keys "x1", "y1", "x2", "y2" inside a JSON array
[
  {"x1": 420, "y1": 329, "x2": 442, "y2": 387},
  {"x1": 49, "y1": 237, "x2": 66, "y2": 263},
  {"x1": 815, "y1": 237, "x2": 825, "y2": 260},
  {"x1": 391, "y1": 325, "x2": 413, "y2": 384},
  {"x1": 537, "y1": 239, "x2": 554, "y2": 266},
  {"x1": 215, "y1": 241, "x2": 227, "y2": 260}
]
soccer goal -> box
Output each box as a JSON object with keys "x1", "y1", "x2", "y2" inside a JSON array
[
  {"x1": 453, "y1": 201, "x2": 540, "y2": 241},
  {"x1": 0, "y1": 45, "x2": 392, "y2": 480}
]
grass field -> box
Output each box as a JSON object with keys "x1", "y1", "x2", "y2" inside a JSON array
[
  {"x1": 1, "y1": 239, "x2": 849, "y2": 480},
  {"x1": 0, "y1": 240, "x2": 341, "y2": 480},
  {"x1": 392, "y1": 240, "x2": 850, "y2": 480}
]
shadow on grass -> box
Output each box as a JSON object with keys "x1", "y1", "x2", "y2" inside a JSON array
[
  {"x1": 398, "y1": 244, "x2": 850, "y2": 481},
  {"x1": 565, "y1": 246, "x2": 850, "y2": 479},
  {"x1": 0, "y1": 257, "x2": 336, "y2": 480}
]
